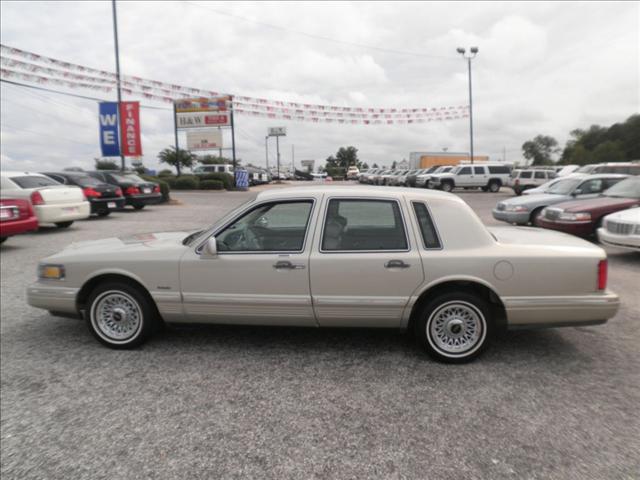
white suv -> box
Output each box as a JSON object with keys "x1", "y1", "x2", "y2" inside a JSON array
[
  {"x1": 431, "y1": 164, "x2": 512, "y2": 192},
  {"x1": 508, "y1": 169, "x2": 556, "y2": 195}
]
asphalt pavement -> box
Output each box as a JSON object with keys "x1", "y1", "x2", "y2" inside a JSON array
[{"x1": 1, "y1": 184, "x2": 639, "y2": 479}]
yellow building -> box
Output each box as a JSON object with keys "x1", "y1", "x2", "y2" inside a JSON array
[{"x1": 416, "y1": 152, "x2": 489, "y2": 169}]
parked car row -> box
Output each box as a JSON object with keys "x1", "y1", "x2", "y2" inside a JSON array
[
  {"x1": 493, "y1": 175, "x2": 640, "y2": 251},
  {"x1": 358, "y1": 163, "x2": 513, "y2": 193},
  {"x1": 0, "y1": 170, "x2": 162, "y2": 244}
]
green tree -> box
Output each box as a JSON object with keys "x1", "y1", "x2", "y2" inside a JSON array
[
  {"x1": 592, "y1": 141, "x2": 625, "y2": 163},
  {"x1": 522, "y1": 135, "x2": 560, "y2": 165},
  {"x1": 335, "y1": 146, "x2": 359, "y2": 169},
  {"x1": 158, "y1": 147, "x2": 196, "y2": 176},
  {"x1": 391, "y1": 160, "x2": 397, "y2": 169},
  {"x1": 567, "y1": 144, "x2": 593, "y2": 166},
  {"x1": 361, "y1": 162, "x2": 369, "y2": 170},
  {"x1": 95, "y1": 159, "x2": 119, "y2": 170},
  {"x1": 372, "y1": 163, "x2": 379, "y2": 168}
]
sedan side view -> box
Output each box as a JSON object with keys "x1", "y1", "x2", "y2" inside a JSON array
[{"x1": 28, "y1": 186, "x2": 619, "y2": 363}]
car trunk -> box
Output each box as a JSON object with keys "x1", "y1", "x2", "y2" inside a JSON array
[{"x1": 38, "y1": 186, "x2": 85, "y2": 204}]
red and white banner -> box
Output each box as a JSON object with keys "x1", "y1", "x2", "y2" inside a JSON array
[
  {"x1": 119, "y1": 101, "x2": 142, "y2": 156},
  {"x1": 1, "y1": 44, "x2": 468, "y2": 116}
]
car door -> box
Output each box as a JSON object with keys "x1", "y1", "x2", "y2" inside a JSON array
[
  {"x1": 455, "y1": 166, "x2": 473, "y2": 187},
  {"x1": 473, "y1": 166, "x2": 487, "y2": 185},
  {"x1": 309, "y1": 196, "x2": 424, "y2": 327},
  {"x1": 179, "y1": 198, "x2": 318, "y2": 326}
]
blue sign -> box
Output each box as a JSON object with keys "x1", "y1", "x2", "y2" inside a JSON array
[
  {"x1": 99, "y1": 102, "x2": 120, "y2": 157},
  {"x1": 235, "y1": 170, "x2": 249, "y2": 189}
]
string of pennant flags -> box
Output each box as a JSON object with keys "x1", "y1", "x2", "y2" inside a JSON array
[{"x1": 1, "y1": 43, "x2": 469, "y2": 125}]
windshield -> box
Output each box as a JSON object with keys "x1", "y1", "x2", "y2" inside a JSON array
[
  {"x1": 575, "y1": 165, "x2": 595, "y2": 173},
  {"x1": 603, "y1": 177, "x2": 640, "y2": 198},
  {"x1": 547, "y1": 178, "x2": 582, "y2": 195},
  {"x1": 183, "y1": 197, "x2": 256, "y2": 246},
  {"x1": 10, "y1": 175, "x2": 60, "y2": 188},
  {"x1": 449, "y1": 166, "x2": 461, "y2": 174}
]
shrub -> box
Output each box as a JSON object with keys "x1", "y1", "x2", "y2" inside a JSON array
[
  {"x1": 199, "y1": 180, "x2": 224, "y2": 190},
  {"x1": 199, "y1": 172, "x2": 234, "y2": 189},
  {"x1": 172, "y1": 176, "x2": 200, "y2": 190},
  {"x1": 158, "y1": 169, "x2": 174, "y2": 177}
]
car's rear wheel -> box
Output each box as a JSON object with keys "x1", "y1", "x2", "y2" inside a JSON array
[
  {"x1": 441, "y1": 181, "x2": 453, "y2": 192},
  {"x1": 415, "y1": 292, "x2": 493, "y2": 363},
  {"x1": 86, "y1": 281, "x2": 156, "y2": 349},
  {"x1": 97, "y1": 210, "x2": 111, "y2": 217},
  {"x1": 133, "y1": 205, "x2": 145, "y2": 210},
  {"x1": 55, "y1": 221, "x2": 74, "y2": 228},
  {"x1": 488, "y1": 180, "x2": 501, "y2": 193}
]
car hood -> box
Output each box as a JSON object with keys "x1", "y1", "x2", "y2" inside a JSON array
[
  {"x1": 501, "y1": 193, "x2": 567, "y2": 207},
  {"x1": 552, "y1": 196, "x2": 639, "y2": 212},
  {"x1": 61, "y1": 231, "x2": 189, "y2": 254}
]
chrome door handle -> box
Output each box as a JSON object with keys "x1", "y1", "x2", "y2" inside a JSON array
[
  {"x1": 385, "y1": 260, "x2": 410, "y2": 269},
  {"x1": 273, "y1": 261, "x2": 305, "y2": 270}
]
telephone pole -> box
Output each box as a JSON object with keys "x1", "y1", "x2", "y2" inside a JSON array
[{"x1": 111, "y1": 0, "x2": 125, "y2": 171}]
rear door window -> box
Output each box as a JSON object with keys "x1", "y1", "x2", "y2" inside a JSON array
[
  {"x1": 458, "y1": 167, "x2": 472, "y2": 175},
  {"x1": 322, "y1": 199, "x2": 408, "y2": 251},
  {"x1": 473, "y1": 167, "x2": 485, "y2": 175},
  {"x1": 519, "y1": 171, "x2": 533, "y2": 179},
  {"x1": 535, "y1": 171, "x2": 547, "y2": 179}
]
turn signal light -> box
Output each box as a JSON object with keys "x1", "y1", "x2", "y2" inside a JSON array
[
  {"x1": 125, "y1": 186, "x2": 140, "y2": 195},
  {"x1": 30, "y1": 191, "x2": 45, "y2": 205},
  {"x1": 115, "y1": 188, "x2": 123, "y2": 197},
  {"x1": 83, "y1": 187, "x2": 102, "y2": 198},
  {"x1": 598, "y1": 260, "x2": 607, "y2": 290}
]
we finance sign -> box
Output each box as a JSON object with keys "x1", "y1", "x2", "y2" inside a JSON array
[{"x1": 98, "y1": 102, "x2": 142, "y2": 157}]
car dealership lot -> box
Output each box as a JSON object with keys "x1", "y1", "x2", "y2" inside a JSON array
[{"x1": 1, "y1": 185, "x2": 639, "y2": 479}]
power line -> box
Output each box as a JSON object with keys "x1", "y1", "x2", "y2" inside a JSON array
[{"x1": 182, "y1": 1, "x2": 457, "y2": 61}]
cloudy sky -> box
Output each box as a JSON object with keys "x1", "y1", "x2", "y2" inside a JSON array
[{"x1": 1, "y1": 1, "x2": 638, "y2": 172}]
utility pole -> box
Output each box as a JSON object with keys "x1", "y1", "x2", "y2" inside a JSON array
[
  {"x1": 172, "y1": 101, "x2": 180, "y2": 176},
  {"x1": 111, "y1": 0, "x2": 125, "y2": 171},
  {"x1": 230, "y1": 95, "x2": 237, "y2": 186},
  {"x1": 276, "y1": 135, "x2": 281, "y2": 181},
  {"x1": 265, "y1": 136, "x2": 269, "y2": 172},
  {"x1": 457, "y1": 46, "x2": 479, "y2": 164},
  {"x1": 291, "y1": 144, "x2": 295, "y2": 173},
  {"x1": 218, "y1": 126, "x2": 223, "y2": 158}
]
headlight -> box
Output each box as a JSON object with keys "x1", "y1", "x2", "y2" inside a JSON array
[
  {"x1": 559, "y1": 212, "x2": 591, "y2": 221},
  {"x1": 38, "y1": 264, "x2": 65, "y2": 280},
  {"x1": 505, "y1": 204, "x2": 529, "y2": 212}
]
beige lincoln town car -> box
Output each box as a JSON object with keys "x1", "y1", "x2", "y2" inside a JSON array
[{"x1": 27, "y1": 186, "x2": 620, "y2": 362}]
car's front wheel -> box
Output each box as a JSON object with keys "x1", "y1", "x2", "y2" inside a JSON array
[
  {"x1": 86, "y1": 281, "x2": 157, "y2": 349},
  {"x1": 440, "y1": 181, "x2": 453, "y2": 192},
  {"x1": 133, "y1": 205, "x2": 145, "y2": 210},
  {"x1": 415, "y1": 292, "x2": 493, "y2": 363},
  {"x1": 55, "y1": 221, "x2": 74, "y2": 228}
]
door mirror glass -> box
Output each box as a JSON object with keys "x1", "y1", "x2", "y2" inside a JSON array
[
  {"x1": 203, "y1": 237, "x2": 218, "y2": 257},
  {"x1": 573, "y1": 188, "x2": 582, "y2": 196}
]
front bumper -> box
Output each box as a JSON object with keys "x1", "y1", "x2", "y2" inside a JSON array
[
  {"x1": 27, "y1": 282, "x2": 79, "y2": 315},
  {"x1": 503, "y1": 291, "x2": 620, "y2": 328},
  {"x1": 597, "y1": 228, "x2": 640, "y2": 251},
  {"x1": 492, "y1": 208, "x2": 530, "y2": 225},
  {"x1": 536, "y1": 217, "x2": 594, "y2": 237}
]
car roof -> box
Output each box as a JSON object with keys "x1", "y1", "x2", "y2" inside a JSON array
[
  {"x1": 1, "y1": 171, "x2": 50, "y2": 178},
  {"x1": 255, "y1": 185, "x2": 461, "y2": 202}
]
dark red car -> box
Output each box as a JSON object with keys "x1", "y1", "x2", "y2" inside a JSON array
[
  {"x1": 536, "y1": 177, "x2": 640, "y2": 237},
  {"x1": 0, "y1": 198, "x2": 39, "y2": 244}
]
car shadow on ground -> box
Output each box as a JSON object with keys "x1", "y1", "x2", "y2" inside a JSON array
[{"x1": 32, "y1": 313, "x2": 586, "y2": 365}]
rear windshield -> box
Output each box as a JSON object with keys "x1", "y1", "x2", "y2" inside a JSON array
[
  {"x1": 67, "y1": 175, "x2": 104, "y2": 186},
  {"x1": 110, "y1": 173, "x2": 146, "y2": 183},
  {"x1": 10, "y1": 175, "x2": 60, "y2": 188}
]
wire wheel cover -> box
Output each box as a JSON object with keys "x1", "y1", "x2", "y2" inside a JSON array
[
  {"x1": 428, "y1": 301, "x2": 484, "y2": 355},
  {"x1": 92, "y1": 291, "x2": 142, "y2": 341}
]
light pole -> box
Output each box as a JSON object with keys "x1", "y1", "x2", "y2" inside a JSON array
[
  {"x1": 456, "y1": 46, "x2": 478, "y2": 164},
  {"x1": 264, "y1": 135, "x2": 269, "y2": 173},
  {"x1": 111, "y1": 0, "x2": 125, "y2": 171}
]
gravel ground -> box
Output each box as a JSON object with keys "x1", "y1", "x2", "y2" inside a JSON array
[{"x1": 1, "y1": 184, "x2": 639, "y2": 479}]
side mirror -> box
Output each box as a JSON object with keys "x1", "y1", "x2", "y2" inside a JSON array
[
  {"x1": 573, "y1": 189, "x2": 582, "y2": 196},
  {"x1": 202, "y1": 237, "x2": 218, "y2": 258}
]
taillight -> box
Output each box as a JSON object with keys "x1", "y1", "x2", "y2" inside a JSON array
[
  {"x1": 83, "y1": 187, "x2": 102, "y2": 198},
  {"x1": 31, "y1": 191, "x2": 45, "y2": 205},
  {"x1": 115, "y1": 188, "x2": 123, "y2": 197},
  {"x1": 598, "y1": 260, "x2": 607, "y2": 290},
  {"x1": 125, "y1": 186, "x2": 140, "y2": 195},
  {"x1": 153, "y1": 185, "x2": 161, "y2": 193}
]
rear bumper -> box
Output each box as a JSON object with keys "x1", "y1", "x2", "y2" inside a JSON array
[
  {"x1": 492, "y1": 209, "x2": 530, "y2": 225},
  {"x1": 27, "y1": 282, "x2": 79, "y2": 315},
  {"x1": 0, "y1": 216, "x2": 39, "y2": 237},
  {"x1": 35, "y1": 202, "x2": 91, "y2": 224},
  {"x1": 125, "y1": 193, "x2": 162, "y2": 207},
  {"x1": 90, "y1": 197, "x2": 127, "y2": 213},
  {"x1": 597, "y1": 228, "x2": 640, "y2": 251},
  {"x1": 503, "y1": 291, "x2": 620, "y2": 329},
  {"x1": 536, "y1": 218, "x2": 593, "y2": 237}
]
